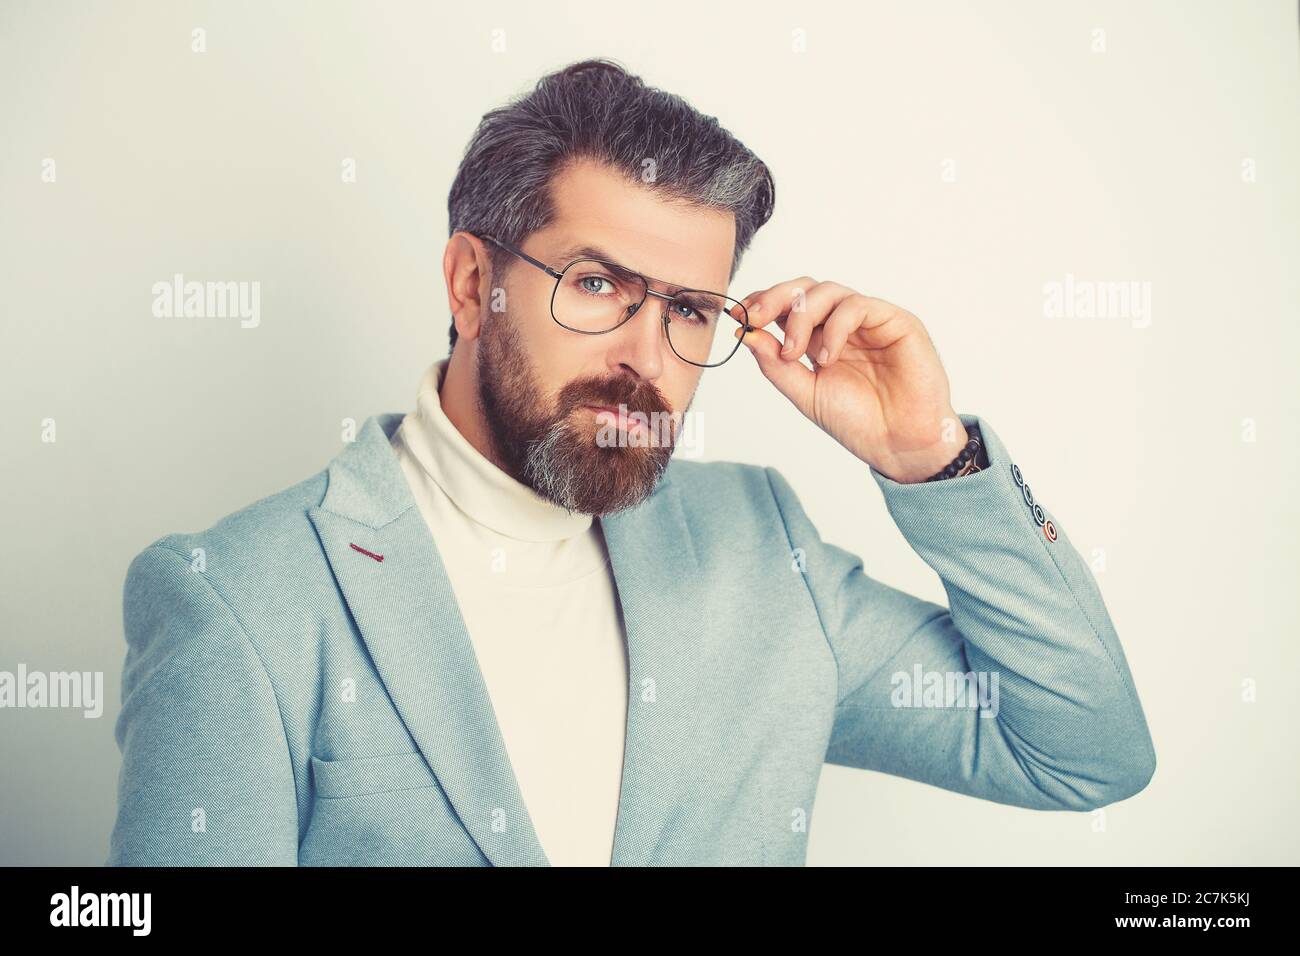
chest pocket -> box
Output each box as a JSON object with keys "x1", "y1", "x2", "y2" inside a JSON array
[{"x1": 310, "y1": 751, "x2": 440, "y2": 799}]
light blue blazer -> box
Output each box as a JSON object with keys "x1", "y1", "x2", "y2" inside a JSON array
[{"x1": 107, "y1": 412, "x2": 1156, "y2": 866}]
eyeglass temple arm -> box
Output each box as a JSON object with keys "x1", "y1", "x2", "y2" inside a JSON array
[{"x1": 480, "y1": 234, "x2": 563, "y2": 280}]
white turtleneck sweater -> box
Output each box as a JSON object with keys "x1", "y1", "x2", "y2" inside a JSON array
[{"x1": 389, "y1": 358, "x2": 628, "y2": 867}]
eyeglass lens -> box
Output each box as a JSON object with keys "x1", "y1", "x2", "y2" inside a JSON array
[{"x1": 552, "y1": 259, "x2": 743, "y2": 366}]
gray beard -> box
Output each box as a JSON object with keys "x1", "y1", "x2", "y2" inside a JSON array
[
  {"x1": 520, "y1": 412, "x2": 671, "y2": 516},
  {"x1": 473, "y1": 309, "x2": 680, "y2": 517}
]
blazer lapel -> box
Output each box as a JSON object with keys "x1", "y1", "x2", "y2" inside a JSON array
[
  {"x1": 599, "y1": 480, "x2": 710, "y2": 867},
  {"x1": 308, "y1": 413, "x2": 546, "y2": 866},
  {"x1": 307, "y1": 412, "x2": 709, "y2": 867}
]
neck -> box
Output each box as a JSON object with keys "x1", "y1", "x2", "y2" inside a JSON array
[
  {"x1": 397, "y1": 353, "x2": 593, "y2": 541},
  {"x1": 440, "y1": 342, "x2": 510, "y2": 474}
]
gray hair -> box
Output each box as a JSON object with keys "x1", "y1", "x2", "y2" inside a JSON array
[{"x1": 445, "y1": 57, "x2": 776, "y2": 352}]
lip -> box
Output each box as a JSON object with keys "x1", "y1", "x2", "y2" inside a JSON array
[{"x1": 584, "y1": 403, "x2": 647, "y2": 435}]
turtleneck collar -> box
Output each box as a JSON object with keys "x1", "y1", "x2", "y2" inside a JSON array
[{"x1": 394, "y1": 358, "x2": 594, "y2": 543}]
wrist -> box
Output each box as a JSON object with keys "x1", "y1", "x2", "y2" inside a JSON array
[
  {"x1": 923, "y1": 430, "x2": 985, "y2": 482},
  {"x1": 878, "y1": 414, "x2": 971, "y2": 484}
]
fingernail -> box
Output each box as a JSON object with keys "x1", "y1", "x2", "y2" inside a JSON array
[{"x1": 817, "y1": 347, "x2": 829, "y2": 364}]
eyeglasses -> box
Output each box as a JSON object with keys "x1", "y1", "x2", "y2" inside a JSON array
[{"x1": 479, "y1": 234, "x2": 751, "y2": 368}]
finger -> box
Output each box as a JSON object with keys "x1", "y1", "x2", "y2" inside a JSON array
[
  {"x1": 815, "y1": 294, "x2": 870, "y2": 365},
  {"x1": 726, "y1": 301, "x2": 791, "y2": 353},
  {"x1": 805, "y1": 325, "x2": 828, "y2": 370},
  {"x1": 735, "y1": 277, "x2": 820, "y2": 331},
  {"x1": 734, "y1": 324, "x2": 815, "y2": 413},
  {"x1": 727, "y1": 297, "x2": 759, "y2": 326},
  {"x1": 850, "y1": 296, "x2": 916, "y2": 350},
  {"x1": 779, "y1": 282, "x2": 853, "y2": 361}
]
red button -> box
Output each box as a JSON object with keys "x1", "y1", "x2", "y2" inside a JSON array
[{"x1": 1043, "y1": 520, "x2": 1057, "y2": 542}]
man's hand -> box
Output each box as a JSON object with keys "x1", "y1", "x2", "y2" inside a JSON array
[{"x1": 730, "y1": 280, "x2": 968, "y2": 484}]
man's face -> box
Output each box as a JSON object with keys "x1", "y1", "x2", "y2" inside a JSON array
[{"x1": 475, "y1": 158, "x2": 737, "y2": 516}]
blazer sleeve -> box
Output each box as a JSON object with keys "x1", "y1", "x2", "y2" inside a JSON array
[
  {"x1": 107, "y1": 545, "x2": 299, "y2": 864},
  {"x1": 766, "y1": 414, "x2": 1157, "y2": 812}
]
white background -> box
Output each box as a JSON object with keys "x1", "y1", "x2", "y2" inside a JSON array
[{"x1": 1, "y1": 0, "x2": 1297, "y2": 865}]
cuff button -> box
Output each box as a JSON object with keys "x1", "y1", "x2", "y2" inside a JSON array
[
  {"x1": 1032, "y1": 502, "x2": 1046, "y2": 526},
  {"x1": 1011, "y1": 463, "x2": 1024, "y2": 486},
  {"x1": 1043, "y1": 519, "x2": 1058, "y2": 542},
  {"x1": 1022, "y1": 483, "x2": 1034, "y2": 506}
]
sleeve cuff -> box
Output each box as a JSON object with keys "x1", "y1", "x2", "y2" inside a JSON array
[{"x1": 868, "y1": 414, "x2": 1060, "y2": 546}]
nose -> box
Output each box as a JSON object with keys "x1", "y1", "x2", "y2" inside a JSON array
[{"x1": 606, "y1": 295, "x2": 669, "y2": 381}]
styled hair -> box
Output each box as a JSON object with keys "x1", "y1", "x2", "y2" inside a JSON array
[{"x1": 445, "y1": 57, "x2": 776, "y2": 351}]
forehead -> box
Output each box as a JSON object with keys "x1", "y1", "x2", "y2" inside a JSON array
[{"x1": 541, "y1": 157, "x2": 736, "y2": 293}]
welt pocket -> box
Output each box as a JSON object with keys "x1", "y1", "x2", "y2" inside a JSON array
[{"x1": 309, "y1": 751, "x2": 440, "y2": 800}]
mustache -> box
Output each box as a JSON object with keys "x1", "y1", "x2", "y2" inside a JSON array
[{"x1": 560, "y1": 376, "x2": 672, "y2": 418}]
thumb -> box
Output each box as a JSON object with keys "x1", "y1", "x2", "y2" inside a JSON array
[{"x1": 735, "y1": 325, "x2": 815, "y2": 414}]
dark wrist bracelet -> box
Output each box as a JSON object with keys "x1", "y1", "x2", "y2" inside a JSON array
[{"x1": 925, "y1": 429, "x2": 985, "y2": 482}]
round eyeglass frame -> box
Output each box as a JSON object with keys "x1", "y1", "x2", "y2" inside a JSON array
[{"x1": 480, "y1": 234, "x2": 751, "y2": 368}]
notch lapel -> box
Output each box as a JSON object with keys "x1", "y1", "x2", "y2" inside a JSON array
[
  {"x1": 307, "y1": 412, "x2": 708, "y2": 867},
  {"x1": 308, "y1": 413, "x2": 546, "y2": 866},
  {"x1": 599, "y1": 480, "x2": 710, "y2": 867}
]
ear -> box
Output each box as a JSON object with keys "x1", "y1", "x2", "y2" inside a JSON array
[{"x1": 444, "y1": 232, "x2": 493, "y2": 342}]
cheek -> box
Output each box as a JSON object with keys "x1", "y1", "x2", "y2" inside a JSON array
[
  {"x1": 533, "y1": 323, "x2": 611, "y2": 379},
  {"x1": 515, "y1": 307, "x2": 576, "y2": 369},
  {"x1": 527, "y1": 328, "x2": 604, "y2": 403},
  {"x1": 663, "y1": 368, "x2": 702, "y2": 415}
]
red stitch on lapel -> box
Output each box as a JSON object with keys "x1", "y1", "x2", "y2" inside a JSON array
[{"x1": 349, "y1": 543, "x2": 385, "y2": 562}]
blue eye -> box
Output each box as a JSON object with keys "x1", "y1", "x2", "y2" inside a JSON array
[
  {"x1": 671, "y1": 301, "x2": 712, "y2": 325},
  {"x1": 579, "y1": 275, "x2": 616, "y2": 295}
]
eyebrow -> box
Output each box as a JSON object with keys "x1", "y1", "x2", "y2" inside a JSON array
[{"x1": 555, "y1": 243, "x2": 723, "y2": 301}]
